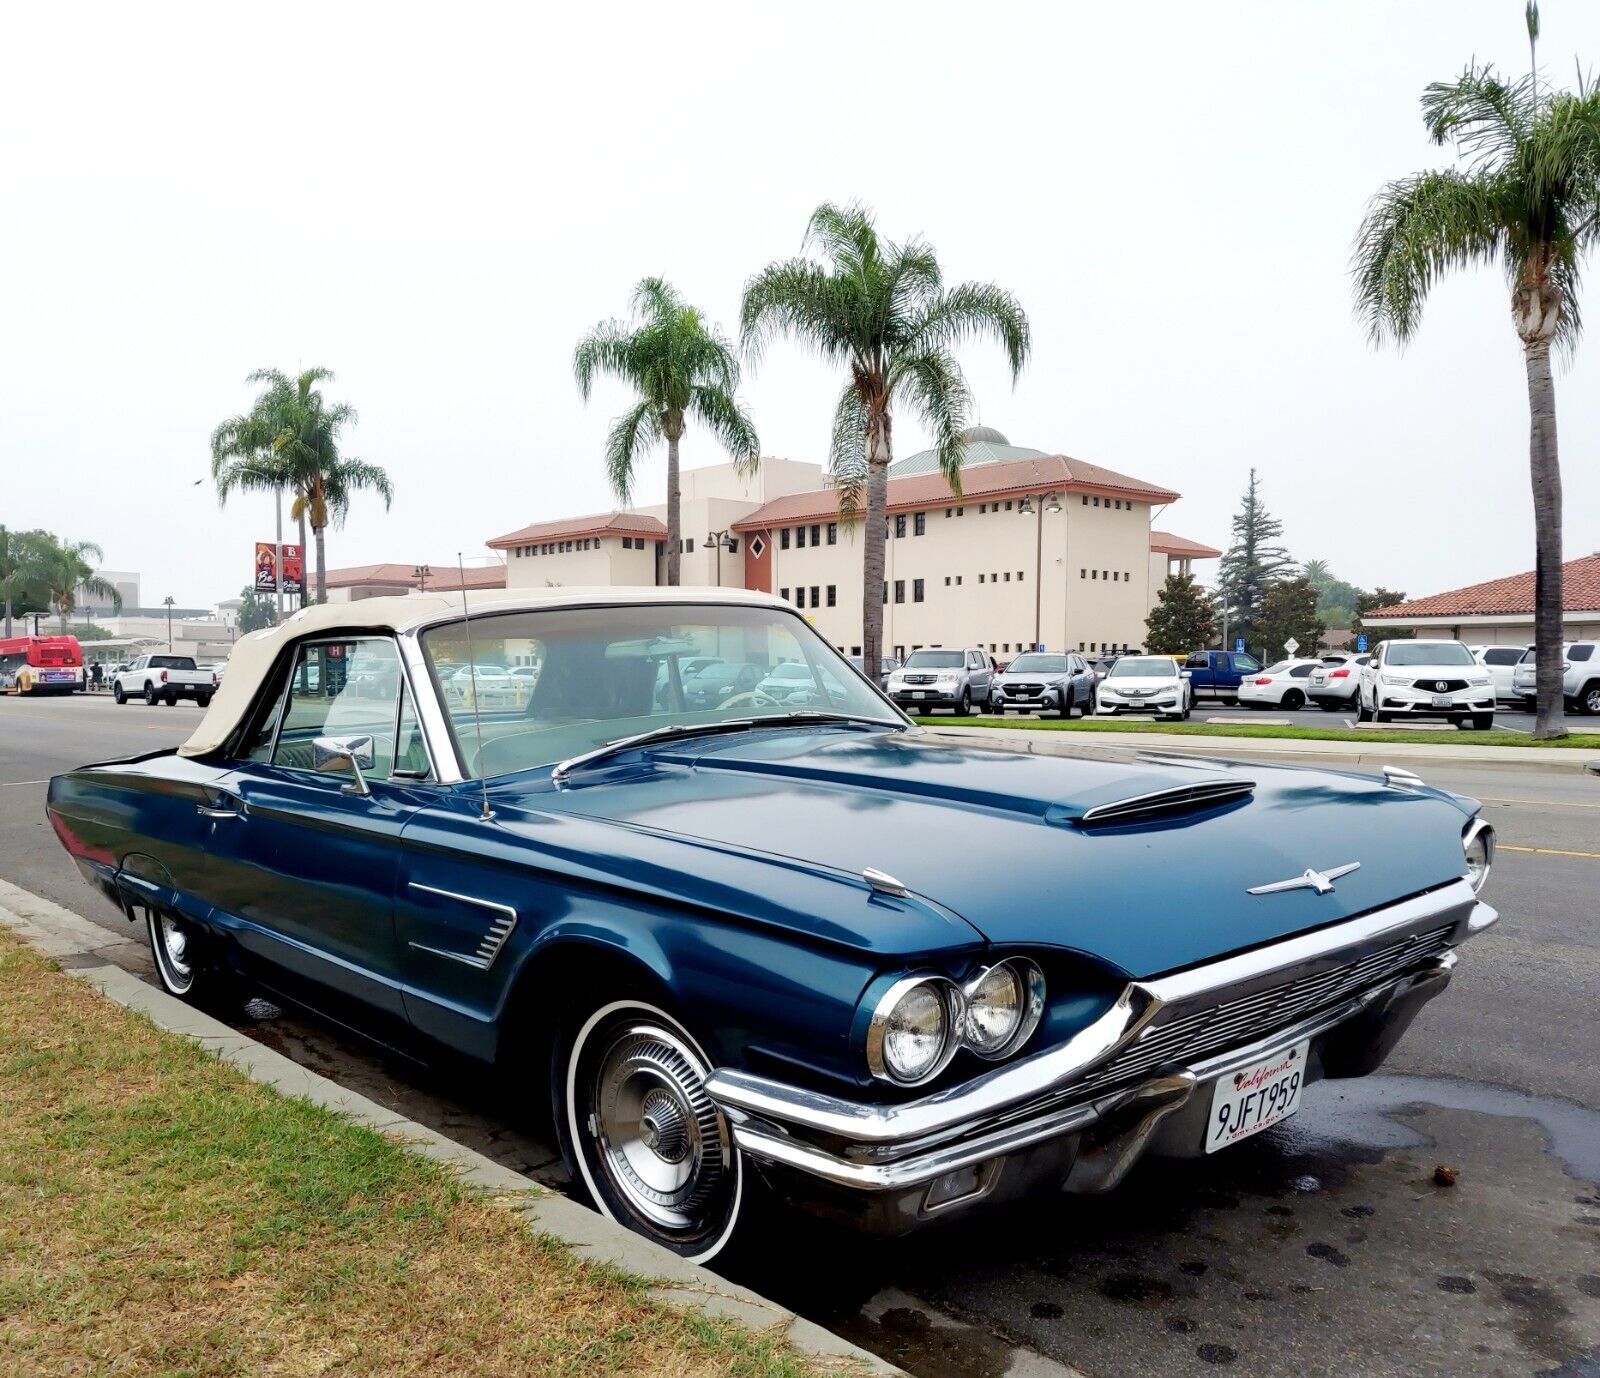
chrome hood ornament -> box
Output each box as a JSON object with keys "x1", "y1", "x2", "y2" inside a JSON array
[{"x1": 1248, "y1": 862, "x2": 1360, "y2": 896}]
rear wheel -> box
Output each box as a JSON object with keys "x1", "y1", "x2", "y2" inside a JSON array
[
  {"x1": 143, "y1": 683, "x2": 158, "y2": 706},
  {"x1": 1581, "y1": 682, "x2": 1600, "y2": 716},
  {"x1": 196, "y1": 694, "x2": 212, "y2": 709},
  {"x1": 1522, "y1": 696, "x2": 1537, "y2": 714},
  {"x1": 113, "y1": 683, "x2": 126, "y2": 704},
  {"x1": 1282, "y1": 689, "x2": 1305, "y2": 711},
  {"x1": 556, "y1": 999, "x2": 745, "y2": 1265},
  {"x1": 143, "y1": 907, "x2": 237, "y2": 1007},
  {"x1": 1317, "y1": 698, "x2": 1341, "y2": 712}
]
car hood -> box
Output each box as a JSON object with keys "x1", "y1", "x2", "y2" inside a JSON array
[
  {"x1": 486, "y1": 728, "x2": 1475, "y2": 979},
  {"x1": 1099, "y1": 675, "x2": 1182, "y2": 691},
  {"x1": 995, "y1": 670, "x2": 1069, "y2": 684}
]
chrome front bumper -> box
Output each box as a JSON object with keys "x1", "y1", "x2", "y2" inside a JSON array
[{"x1": 706, "y1": 879, "x2": 1495, "y2": 1224}]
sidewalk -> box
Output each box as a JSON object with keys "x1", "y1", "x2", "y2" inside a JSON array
[{"x1": 926, "y1": 724, "x2": 1600, "y2": 775}]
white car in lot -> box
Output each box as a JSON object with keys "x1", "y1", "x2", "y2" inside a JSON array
[
  {"x1": 1511, "y1": 641, "x2": 1600, "y2": 715},
  {"x1": 1307, "y1": 653, "x2": 1370, "y2": 711},
  {"x1": 1094, "y1": 654, "x2": 1191, "y2": 720},
  {"x1": 1356, "y1": 640, "x2": 1495, "y2": 729},
  {"x1": 1471, "y1": 644, "x2": 1533, "y2": 704},
  {"x1": 1237, "y1": 658, "x2": 1325, "y2": 711}
]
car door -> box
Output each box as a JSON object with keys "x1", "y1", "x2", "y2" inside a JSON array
[
  {"x1": 967, "y1": 649, "x2": 993, "y2": 701},
  {"x1": 202, "y1": 635, "x2": 431, "y2": 1018}
]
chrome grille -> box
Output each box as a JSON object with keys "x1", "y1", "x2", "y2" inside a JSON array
[{"x1": 1077, "y1": 924, "x2": 1454, "y2": 1094}]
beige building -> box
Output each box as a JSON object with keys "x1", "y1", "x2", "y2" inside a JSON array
[
  {"x1": 484, "y1": 429, "x2": 1216, "y2": 659},
  {"x1": 1364, "y1": 553, "x2": 1600, "y2": 646}
]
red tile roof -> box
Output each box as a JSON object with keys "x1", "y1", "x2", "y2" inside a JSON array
[
  {"x1": 323, "y1": 562, "x2": 506, "y2": 591},
  {"x1": 730, "y1": 455, "x2": 1179, "y2": 531},
  {"x1": 488, "y1": 510, "x2": 667, "y2": 548},
  {"x1": 1150, "y1": 530, "x2": 1221, "y2": 558},
  {"x1": 1365, "y1": 553, "x2": 1600, "y2": 619}
]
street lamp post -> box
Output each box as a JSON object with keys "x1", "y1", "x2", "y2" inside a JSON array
[
  {"x1": 1018, "y1": 491, "x2": 1062, "y2": 652},
  {"x1": 162, "y1": 595, "x2": 175, "y2": 652},
  {"x1": 413, "y1": 564, "x2": 431, "y2": 593},
  {"x1": 705, "y1": 530, "x2": 737, "y2": 586}
]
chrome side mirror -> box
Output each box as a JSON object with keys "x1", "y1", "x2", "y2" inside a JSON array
[{"x1": 313, "y1": 734, "x2": 376, "y2": 795}]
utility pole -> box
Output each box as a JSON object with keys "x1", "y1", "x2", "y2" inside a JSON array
[
  {"x1": 162, "y1": 595, "x2": 175, "y2": 652},
  {"x1": 1019, "y1": 491, "x2": 1061, "y2": 651}
]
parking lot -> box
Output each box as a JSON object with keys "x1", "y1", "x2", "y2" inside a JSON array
[
  {"x1": 970, "y1": 698, "x2": 1558, "y2": 734},
  {"x1": 4, "y1": 691, "x2": 1596, "y2": 1377}
]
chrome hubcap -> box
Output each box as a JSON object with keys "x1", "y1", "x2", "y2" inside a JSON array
[
  {"x1": 152, "y1": 912, "x2": 193, "y2": 989},
  {"x1": 591, "y1": 1024, "x2": 727, "y2": 1231}
]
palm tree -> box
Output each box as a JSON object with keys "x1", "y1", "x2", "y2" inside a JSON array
[
  {"x1": 574, "y1": 279, "x2": 759, "y2": 586},
  {"x1": 0, "y1": 527, "x2": 51, "y2": 637},
  {"x1": 741, "y1": 203, "x2": 1029, "y2": 670},
  {"x1": 1352, "y1": 47, "x2": 1600, "y2": 738},
  {"x1": 38, "y1": 537, "x2": 123, "y2": 630},
  {"x1": 212, "y1": 368, "x2": 391, "y2": 604}
]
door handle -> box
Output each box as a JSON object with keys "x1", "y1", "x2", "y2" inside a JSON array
[{"x1": 197, "y1": 797, "x2": 243, "y2": 819}]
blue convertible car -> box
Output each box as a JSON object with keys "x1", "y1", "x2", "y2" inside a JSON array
[{"x1": 47, "y1": 589, "x2": 1497, "y2": 1264}]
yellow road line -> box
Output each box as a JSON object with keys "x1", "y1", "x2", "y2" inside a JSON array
[
  {"x1": 1480, "y1": 796, "x2": 1600, "y2": 810},
  {"x1": 1499, "y1": 843, "x2": 1600, "y2": 860}
]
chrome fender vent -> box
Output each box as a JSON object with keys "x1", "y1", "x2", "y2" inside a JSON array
[{"x1": 1075, "y1": 779, "x2": 1255, "y2": 827}]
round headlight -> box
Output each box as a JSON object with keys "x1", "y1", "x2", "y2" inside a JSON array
[
  {"x1": 964, "y1": 960, "x2": 1046, "y2": 1059},
  {"x1": 868, "y1": 978, "x2": 955, "y2": 1085},
  {"x1": 1463, "y1": 819, "x2": 1495, "y2": 893}
]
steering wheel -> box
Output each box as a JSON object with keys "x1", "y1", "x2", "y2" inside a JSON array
[{"x1": 718, "y1": 690, "x2": 781, "y2": 712}]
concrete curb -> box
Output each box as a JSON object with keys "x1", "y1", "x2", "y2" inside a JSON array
[
  {"x1": 0, "y1": 878, "x2": 898, "y2": 1376},
  {"x1": 926, "y1": 725, "x2": 1600, "y2": 775}
]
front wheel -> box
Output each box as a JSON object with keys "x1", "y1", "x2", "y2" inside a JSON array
[
  {"x1": 556, "y1": 1000, "x2": 746, "y2": 1265},
  {"x1": 1282, "y1": 689, "x2": 1304, "y2": 711},
  {"x1": 1355, "y1": 692, "x2": 1373, "y2": 723},
  {"x1": 959, "y1": 689, "x2": 972, "y2": 716},
  {"x1": 144, "y1": 683, "x2": 158, "y2": 706},
  {"x1": 1470, "y1": 713, "x2": 1495, "y2": 730}
]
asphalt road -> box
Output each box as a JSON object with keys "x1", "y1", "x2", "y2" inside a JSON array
[
  {"x1": 961, "y1": 698, "x2": 1567, "y2": 734},
  {"x1": 3, "y1": 693, "x2": 1597, "y2": 1378}
]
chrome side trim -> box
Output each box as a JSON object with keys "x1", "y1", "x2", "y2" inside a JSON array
[
  {"x1": 1078, "y1": 778, "x2": 1254, "y2": 826},
  {"x1": 398, "y1": 633, "x2": 462, "y2": 783},
  {"x1": 405, "y1": 881, "x2": 518, "y2": 970}
]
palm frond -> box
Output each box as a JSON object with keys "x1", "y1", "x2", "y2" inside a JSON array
[
  {"x1": 573, "y1": 321, "x2": 639, "y2": 400},
  {"x1": 1423, "y1": 64, "x2": 1536, "y2": 167},
  {"x1": 891, "y1": 350, "x2": 972, "y2": 494},
  {"x1": 803, "y1": 202, "x2": 879, "y2": 278},
  {"x1": 631, "y1": 276, "x2": 685, "y2": 325},
  {"x1": 909, "y1": 281, "x2": 1032, "y2": 381},
  {"x1": 740, "y1": 259, "x2": 857, "y2": 367},
  {"x1": 688, "y1": 385, "x2": 759, "y2": 472},
  {"x1": 1352, "y1": 169, "x2": 1504, "y2": 345},
  {"x1": 604, "y1": 399, "x2": 663, "y2": 503},
  {"x1": 827, "y1": 383, "x2": 868, "y2": 525}
]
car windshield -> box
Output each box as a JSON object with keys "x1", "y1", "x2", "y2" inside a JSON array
[
  {"x1": 1386, "y1": 642, "x2": 1476, "y2": 667},
  {"x1": 1006, "y1": 654, "x2": 1070, "y2": 673},
  {"x1": 902, "y1": 649, "x2": 966, "y2": 669},
  {"x1": 421, "y1": 603, "x2": 901, "y2": 779},
  {"x1": 1107, "y1": 657, "x2": 1176, "y2": 678}
]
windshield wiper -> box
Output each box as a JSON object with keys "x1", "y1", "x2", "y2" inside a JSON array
[{"x1": 551, "y1": 712, "x2": 904, "y2": 783}]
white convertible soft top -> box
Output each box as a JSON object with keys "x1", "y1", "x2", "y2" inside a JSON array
[{"x1": 178, "y1": 585, "x2": 784, "y2": 758}]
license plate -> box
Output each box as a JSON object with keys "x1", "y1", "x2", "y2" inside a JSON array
[
  {"x1": 1312, "y1": 674, "x2": 1326, "y2": 685},
  {"x1": 1206, "y1": 1041, "x2": 1307, "y2": 1153},
  {"x1": 1430, "y1": 694, "x2": 1453, "y2": 708},
  {"x1": 914, "y1": 691, "x2": 930, "y2": 699}
]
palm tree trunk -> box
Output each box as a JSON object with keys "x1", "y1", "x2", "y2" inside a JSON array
[
  {"x1": 1523, "y1": 337, "x2": 1566, "y2": 739},
  {"x1": 665, "y1": 434, "x2": 681, "y2": 587},
  {"x1": 297, "y1": 512, "x2": 309, "y2": 612},
  {"x1": 314, "y1": 525, "x2": 327, "y2": 605},
  {"x1": 861, "y1": 408, "x2": 893, "y2": 672},
  {"x1": 3, "y1": 598, "x2": 11, "y2": 639}
]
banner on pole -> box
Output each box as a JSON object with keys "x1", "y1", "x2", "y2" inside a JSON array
[{"x1": 254, "y1": 543, "x2": 304, "y2": 594}]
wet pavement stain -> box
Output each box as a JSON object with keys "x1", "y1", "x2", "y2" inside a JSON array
[
  {"x1": 1196, "y1": 1342, "x2": 1239, "y2": 1364},
  {"x1": 1306, "y1": 1242, "x2": 1351, "y2": 1268},
  {"x1": 1437, "y1": 1275, "x2": 1477, "y2": 1294}
]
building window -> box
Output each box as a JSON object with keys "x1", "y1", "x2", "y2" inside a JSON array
[
  {"x1": 979, "y1": 573, "x2": 986, "y2": 584},
  {"x1": 826, "y1": 584, "x2": 837, "y2": 607},
  {"x1": 780, "y1": 587, "x2": 790, "y2": 602},
  {"x1": 1082, "y1": 495, "x2": 1088, "y2": 505},
  {"x1": 810, "y1": 524, "x2": 821, "y2": 546},
  {"x1": 1125, "y1": 571, "x2": 1131, "y2": 581},
  {"x1": 944, "y1": 507, "x2": 952, "y2": 518},
  {"x1": 1080, "y1": 568, "x2": 1087, "y2": 578},
  {"x1": 913, "y1": 578, "x2": 925, "y2": 602},
  {"x1": 944, "y1": 576, "x2": 951, "y2": 586},
  {"x1": 914, "y1": 511, "x2": 926, "y2": 536},
  {"x1": 1017, "y1": 570, "x2": 1024, "y2": 582},
  {"x1": 992, "y1": 573, "x2": 998, "y2": 582},
  {"x1": 957, "y1": 506, "x2": 965, "y2": 516},
  {"x1": 620, "y1": 538, "x2": 629, "y2": 549},
  {"x1": 979, "y1": 503, "x2": 987, "y2": 514},
  {"x1": 795, "y1": 525, "x2": 806, "y2": 548},
  {"x1": 749, "y1": 535, "x2": 766, "y2": 559},
  {"x1": 955, "y1": 575, "x2": 962, "y2": 586},
  {"x1": 1092, "y1": 570, "x2": 1098, "y2": 579},
  {"x1": 1113, "y1": 571, "x2": 1119, "y2": 581},
  {"x1": 1003, "y1": 571, "x2": 1011, "y2": 582},
  {"x1": 826, "y1": 522, "x2": 837, "y2": 545},
  {"x1": 781, "y1": 528, "x2": 791, "y2": 550},
  {"x1": 1004, "y1": 500, "x2": 1013, "y2": 511},
  {"x1": 1003, "y1": 643, "x2": 1010, "y2": 653},
  {"x1": 851, "y1": 645, "x2": 861, "y2": 656},
  {"x1": 989, "y1": 643, "x2": 996, "y2": 652},
  {"x1": 1093, "y1": 496, "x2": 1101, "y2": 507},
  {"x1": 809, "y1": 585, "x2": 820, "y2": 607},
  {"x1": 1103, "y1": 570, "x2": 1109, "y2": 580},
  {"x1": 796, "y1": 587, "x2": 807, "y2": 608},
  {"x1": 894, "y1": 580, "x2": 906, "y2": 604},
  {"x1": 894, "y1": 514, "x2": 907, "y2": 538}
]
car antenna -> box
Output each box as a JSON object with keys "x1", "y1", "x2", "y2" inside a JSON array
[{"x1": 456, "y1": 553, "x2": 494, "y2": 820}]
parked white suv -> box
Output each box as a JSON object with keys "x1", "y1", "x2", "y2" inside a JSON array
[
  {"x1": 1471, "y1": 644, "x2": 1534, "y2": 704},
  {"x1": 1511, "y1": 642, "x2": 1600, "y2": 715},
  {"x1": 1356, "y1": 640, "x2": 1495, "y2": 729}
]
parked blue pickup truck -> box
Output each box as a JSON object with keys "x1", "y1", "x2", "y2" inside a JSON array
[{"x1": 1182, "y1": 649, "x2": 1265, "y2": 705}]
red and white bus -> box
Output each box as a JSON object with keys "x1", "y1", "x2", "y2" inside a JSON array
[{"x1": 0, "y1": 635, "x2": 85, "y2": 694}]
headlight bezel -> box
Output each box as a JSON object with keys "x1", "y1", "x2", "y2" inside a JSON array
[
  {"x1": 866, "y1": 960, "x2": 1047, "y2": 1085},
  {"x1": 1463, "y1": 817, "x2": 1495, "y2": 893},
  {"x1": 962, "y1": 959, "x2": 1047, "y2": 1061}
]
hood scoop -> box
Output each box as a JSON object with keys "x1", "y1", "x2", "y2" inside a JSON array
[{"x1": 1074, "y1": 778, "x2": 1255, "y2": 828}]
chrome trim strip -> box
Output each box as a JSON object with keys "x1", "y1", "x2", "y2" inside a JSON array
[
  {"x1": 398, "y1": 634, "x2": 461, "y2": 783},
  {"x1": 404, "y1": 881, "x2": 518, "y2": 969},
  {"x1": 705, "y1": 879, "x2": 1484, "y2": 1150},
  {"x1": 1462, "y1": 816, "x2": 1495, "y2": 894},
  {"x1": 1078, "y1": 778, "x2": 1254, "y2": 825}
]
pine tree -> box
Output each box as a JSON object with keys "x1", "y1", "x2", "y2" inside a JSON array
[
  {"x1": 1216, "y1": 469, "x2": 1295, "y2": 649},
  {"x1": 1145, "y1": 573, "x2": 1217, "y2": 654}
]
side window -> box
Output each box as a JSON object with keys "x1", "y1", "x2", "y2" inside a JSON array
[
  {"x1": 1290, "y1": 664, "x2": 1314, "y2": 678},
  {"x1": 1235, "y1": 654, "x2": 1262, "y2": 673},
  {"x1": 1484, "y1": 648, "x2": 1518, "y2": 666},
  {"x1": 271, "y1": 638, "x2": 405, "y2": 780},
  {"x1": 392, "y1": 682, "x2": 429, "y2": 777},
  {"x1": 244, "y1": 672, "x2": 289, "y2": 762},
  {"x1": 1569, "y1": 644, "x2": 1593, "y2": 662},
  {"x1": 1185, "y1": 653, "x2": 1208, "y2": 668}
]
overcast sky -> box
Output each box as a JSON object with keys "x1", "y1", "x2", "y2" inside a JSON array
[{"x1": 3, "y1": 1, "x2": 1597, "y2": 610}]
